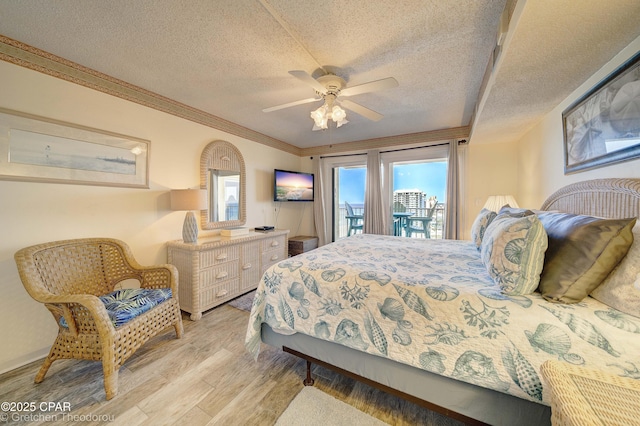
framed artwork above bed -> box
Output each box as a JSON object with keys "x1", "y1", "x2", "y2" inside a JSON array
[{"x1": 562, "y1": 51, "x2": 640, "y2": 174}]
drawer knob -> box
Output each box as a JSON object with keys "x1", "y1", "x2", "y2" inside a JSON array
[
  {"x1": 270, "y1": 254, "x2": 279, "y2": 261},
  {"x1": 271, "y1": 241, "x2": 279, "y2": 247},
  {"x1": 216, "y1": 289, "x2": 228, "y2": 298},
  {"x1": 216, "y1": 253, "x2": 228, "y2": 260},
  {"x1": 216, "y1": 271, "x2": 229, "y2": 279},
  {"x1": 242, "y1": 263, "x2": 252, "y2": 270}
]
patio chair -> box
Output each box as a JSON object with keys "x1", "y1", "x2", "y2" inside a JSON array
[
  {"x1": 14, "y1": 238, "x2": 184, "y2": 400},
  {"x1": 392, "y1": 201, "x2": 406, "y2": 212},
  {"x1": 407, "y1": 202, "x2": 439, "y2": 238},
  {"x1": 344, "y1": 201, "x2": 364, "y2": 236},
  {"x1": 392, "y1": 202, "x2": 410, "y2": 236}
]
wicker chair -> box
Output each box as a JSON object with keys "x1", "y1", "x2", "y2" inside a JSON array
[{"x1": 14, "y1": 238, "x2": 184, "y2": 400}]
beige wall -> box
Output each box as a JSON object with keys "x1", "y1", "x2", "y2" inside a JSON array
[
  {"x1": 0, "y1": 61, "x2": 311, "y2": 373},
  {"x1": 462, "y1": 141, "x2": 519, "y2": 239},
  {"x1": 464, "y1": 36, "x2": 640, "y2": 239},
  {"x1": 517, "y1": 36, "x2": 640, "y2": 207}
]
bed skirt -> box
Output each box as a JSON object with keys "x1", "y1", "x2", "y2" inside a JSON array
[{"x1": 262, "y1": 324, "x2": 551, "y2": 426}]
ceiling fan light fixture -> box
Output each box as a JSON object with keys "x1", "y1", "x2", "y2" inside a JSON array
[
  {"x1": 335, "y1": 117, "x2": 348, "y2": 128},
  {"x1": 310, "y1": 105, "x2": 328, "y2": 129},
  {"x1": 332, "y1": 105, "x2": 348, "y2": 128},
  {"x1": 332, "y1": 105, "x2": 346, "y2": 121},
  {"x1": 264, "y1": 70, "x2": 397, "y2": 130},
  {"x1": 310, "y1": 102, "x2": 348, "y2": 130}
]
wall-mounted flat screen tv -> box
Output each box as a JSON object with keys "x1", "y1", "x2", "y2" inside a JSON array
[{"x1": 274, "y1": 169, "x2": 314, "y2": 202}]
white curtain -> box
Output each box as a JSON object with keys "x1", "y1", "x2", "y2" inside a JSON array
[
  {"x1": 445, "y1": 140, "x2": 460, "y2": 239},
  {"x1": 312, "y1": 157, "x2": 331, "y2": 246},
  {"x1": 363, "y1": 150, "x2": 389, "y2": 235}
]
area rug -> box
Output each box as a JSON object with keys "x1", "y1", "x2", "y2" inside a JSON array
[
  {"x1": 227, "y1": 290, "x2": 255, "y2": 312},
  {"x1": 275, "y1": 386, "x2": 388, "y2": 426}
]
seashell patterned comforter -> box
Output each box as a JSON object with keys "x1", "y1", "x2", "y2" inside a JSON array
[{"x1": 245, "y1": 234, "x2": 640, "y2": 405}]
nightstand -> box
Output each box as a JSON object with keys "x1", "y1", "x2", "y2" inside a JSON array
[
  {"x1": 540, "y1": 360, "x2": 640, "y2": 425},
  {"x1": 288, "y1": 235, "x2": 318, "y2": 256}
]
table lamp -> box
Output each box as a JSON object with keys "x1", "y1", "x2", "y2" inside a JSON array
[
  {"x1": 171, "y1": 189, "x2": 207, "y2": 243},
  {"x1": 483, "y1": 195, "x2": 518, "y2": 212}
]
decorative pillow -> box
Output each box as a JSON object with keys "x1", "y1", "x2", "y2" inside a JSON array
[
  {"x1": 471, "y1": 208, "x2": 497, "y2": 250},
  {"x1": 498, "y1": 206, "x2": 534, "y2": 217},
  {"x1": 480, "y1": 213, "x2": 548, "y2": 295},
  {"x1": 537, "y1": 212, "x2": 636, "y2": 304},
  {"x1": 590, "y1": 221, "x2": 640, "y2": 317},
  {"x1": 60, "y1": 288, "x2": 172, "y2": 328}
]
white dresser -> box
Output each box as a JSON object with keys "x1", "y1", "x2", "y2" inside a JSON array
[{"x1": 167, "y1": 230, "x2": 289, "y2": 320}]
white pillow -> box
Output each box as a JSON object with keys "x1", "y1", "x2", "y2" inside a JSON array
[{"x1": 591, "y1": 221, "x2": 640, "y2": 318}]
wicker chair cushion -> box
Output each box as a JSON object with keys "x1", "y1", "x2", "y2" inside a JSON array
[{"x1": 60, "y1": 288, "x2": 173, "y2": 328}]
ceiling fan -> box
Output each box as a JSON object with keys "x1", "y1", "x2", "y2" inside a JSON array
[{"x1": 263, "y1": 70, "x2": 398, "y2": 130}]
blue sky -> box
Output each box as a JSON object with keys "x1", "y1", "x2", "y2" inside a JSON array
[{"x1": 339, "y1": 162, "x2": 447, "y2": 205}]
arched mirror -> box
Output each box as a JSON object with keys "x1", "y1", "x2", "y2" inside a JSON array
[{"x1": 200, "y1": 140, "x2": 246, "y2": 229}]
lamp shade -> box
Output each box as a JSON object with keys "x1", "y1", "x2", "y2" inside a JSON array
[
  {"x1": 483, "y1": 195, "x2": 518, "y2": 212},
  {"x1": 170, "y1": 189, "x2": 207, "y2": 211}
]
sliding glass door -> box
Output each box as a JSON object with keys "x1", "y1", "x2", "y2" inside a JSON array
[
  {"x1": 382, "y1": 145, "x2": 449, "y2": 239},
  {"x1": 334, "y1": 164, "x2": 366, "y2": 240},
  {"x1": 319, "y1": 143, "x2": 458, "y2": 242}
]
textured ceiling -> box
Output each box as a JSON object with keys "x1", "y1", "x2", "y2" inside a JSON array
[
  {"x1": 0, "y1": 0, "x2": 639, "y2": 150},
  {"x1": 471, "y1": 0, "x2": 640, "y2": 145}
]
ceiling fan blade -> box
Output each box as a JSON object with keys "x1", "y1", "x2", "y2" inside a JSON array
[
  {"x1": 341, "y1": 100, "x2": 384, "y2": 121},
  {"x1": 289, "y1": 70, "x2": 327, "y2": 94},
  {"x1": 340, "y1": 77, "x2": 398, "y2": 97},
  {"x1": 262, "y1": 97, "x2": 321, "y2": 113}
]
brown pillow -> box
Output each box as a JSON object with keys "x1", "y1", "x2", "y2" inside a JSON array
[
  {"x1": 590, "y1": 222, "x2": 640, "y2": 317},
  {"x1": 537, "y1": 212, "x2": 636, "y2": 303}
]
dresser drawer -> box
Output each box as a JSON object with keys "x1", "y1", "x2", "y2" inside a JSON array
[
  {"x1": 199, "y1": 260, "x2": 239, "y2": 288},
  {"x1": 261, "y1": 235, "x2": 285, "y2": 252},
  {"x1": 240, "y1": 241, "x2": 261, "y2": 291},
  {"x1": 199, "y1": 278, "x2": 240, "y2": 309},
  {"x1": 168, "y1": 229, "x2": 289, "y2": 320},
  {"x1": 200, "y1": 245, "x2": 240, "y2": 268},
  {"x1": 262, "y1": 248, "x2": 285, "y2": 271}
]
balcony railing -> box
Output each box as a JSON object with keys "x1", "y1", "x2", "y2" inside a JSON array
[{"x1": 336, "y1": 204, "x2": 445, "y2": 240}]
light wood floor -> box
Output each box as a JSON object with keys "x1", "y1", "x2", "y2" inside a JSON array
[{"x1": 0, "y1": 303, "x2": 465, "y2": 426}]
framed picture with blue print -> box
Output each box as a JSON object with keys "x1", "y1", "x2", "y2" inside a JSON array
[{"x1": 563, "y1": 51, "x2": 640, "y2": 174}]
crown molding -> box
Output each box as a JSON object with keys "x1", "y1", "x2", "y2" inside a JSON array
[{"x1": 0, "y1": 35, "x2": 302, "y2": 156}]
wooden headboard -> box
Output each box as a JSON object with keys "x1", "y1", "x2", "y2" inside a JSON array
[{"x1": 541, "y1": 178, "x2": 640, "y2": 219}]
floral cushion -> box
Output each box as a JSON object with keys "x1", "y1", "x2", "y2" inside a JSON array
[
  {"x1": 471, "y1": 208, "x2": 497, "y2": 250},
  {"x1": 480, "y1": 213, "x2": 548, "y2": 295},
  {"x1": 60, "y1": 288, "x2": 172, "y2": 328}
]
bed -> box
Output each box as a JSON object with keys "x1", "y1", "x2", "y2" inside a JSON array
[{"x1": 245, "y1": 178, "x2": 640, "y2": 425}]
